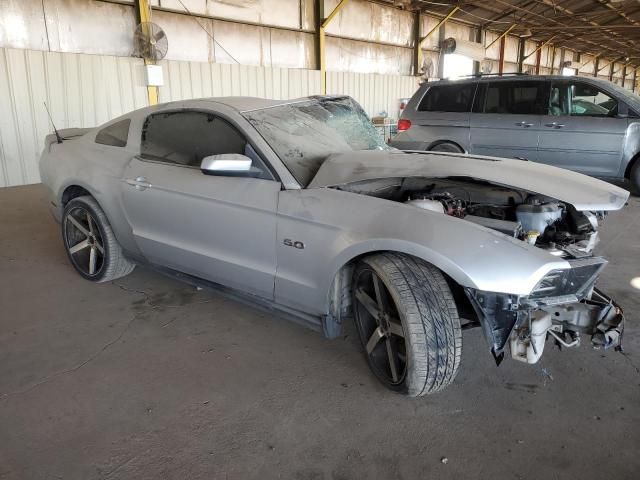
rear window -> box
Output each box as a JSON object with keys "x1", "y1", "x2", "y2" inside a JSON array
[
  {"x1": 418, "y1": 84, "x2": 476, "y2": 112},
  {"x1": 483, "y1": 81, "x2": 546, "y2": 115},
  {"x1": 95, "y1": 119, "x2": 130, "y2": 147}
]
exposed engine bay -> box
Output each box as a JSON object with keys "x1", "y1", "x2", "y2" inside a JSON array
[
  {"x1": 335, "y1": 176, "x2": 624, "y2": 365},
  {"x1": 338, "y1": 176, "x2": 602, "y2": 257}
]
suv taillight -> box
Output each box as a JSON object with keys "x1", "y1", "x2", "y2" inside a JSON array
[{"x1": 397, "y1": 119, "x2": 411, "y2": 131}]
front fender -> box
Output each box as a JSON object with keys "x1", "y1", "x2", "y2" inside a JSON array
[
  {"x1": 621, "y1": 121, "x2": 640, "y2": 177},
  {"x1": 274, "y1": 188, "x2": 569, "y2": 316}
]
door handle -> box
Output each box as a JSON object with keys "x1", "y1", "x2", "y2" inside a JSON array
[
  {"x1": 545, "y1": 122, "x2": 565, "y2": 129},
  {"x1": 125, "y1": 176, "x2": 152, "y2": 191},
  {"x1": 515, "y1": 121, "x2": 534, "y2": 128}
]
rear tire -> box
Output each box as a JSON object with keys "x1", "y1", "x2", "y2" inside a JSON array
[
  {"x1": 352, "y1": 253, "x2": 462, "y2": 396},
  {"x1": 429, "y1": 142, "x2": 463, "y2": 153},
  {"x1": 62, "y1": 196, "x2": 135, "y2": 283}
]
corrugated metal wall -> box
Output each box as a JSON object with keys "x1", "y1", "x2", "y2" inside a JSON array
[
  {"x1": 0, "y1": 47, "x2": 147, "y2": 187},
  {"x1": 157, "y1": 60, "x2": 322, "y2": 102},
  {"x1": 326, "y1": 71, "x2": 418, "y2": 117},
  {"x1": 0, "y1": 48, "x2": 420, "y2": 188},
  {"x1": 157, "y1": 59, "x2": 419, "y2": 118}
]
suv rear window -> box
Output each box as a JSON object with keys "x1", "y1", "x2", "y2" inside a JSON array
[{"x1": 418, "y1": 84, "x2": 476, "y2": 112}]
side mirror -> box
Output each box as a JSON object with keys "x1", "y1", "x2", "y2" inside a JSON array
[{"x1": 200, "y1": 154, "x2": 252, "y2": 175}]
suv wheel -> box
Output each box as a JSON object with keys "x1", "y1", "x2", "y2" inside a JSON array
[
  {"x1": 352, "y1": 253, "x2": 462, "y2": 396},
  {"x1": 430, "y1": 142, "x2": 463, "y2": 153},
  {"x1": 62, "y1": 196, "x2": 135, "y2": 282}
]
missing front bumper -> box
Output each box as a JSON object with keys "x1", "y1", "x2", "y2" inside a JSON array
[{"x1": 465, "y1": 287, "x2": 625, "y2": 365}]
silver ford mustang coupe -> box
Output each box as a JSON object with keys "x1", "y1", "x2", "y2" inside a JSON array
[{"x1": 39, "y1": 95, "x2": 628, "y2": 396}]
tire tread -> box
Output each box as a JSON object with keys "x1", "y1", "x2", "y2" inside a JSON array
[{"x1": 360, "y1": 253, "x2": 462, "y2": 396}]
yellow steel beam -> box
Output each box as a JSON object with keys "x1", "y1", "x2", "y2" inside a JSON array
[
  {"x1": 320, "y1": 0, "x2": 351, "y2": 94},
  {"x1": 415, "y1": 6, "x2": 458, "y2": 78},
  {"x1": 578, "y1": 54, "x2": 598, "y2": 71},
  {"x1": 485, "y1": 24, "x2": 516, "y2": 51},
  {"x1": 321, "y1": 0, "x2": 351, "y2": 29},
  {"x1": 522, "y1": 35, "x2": 555, "y2": 62},
  {"x1": 136, "y1": 0, "x2": 158, "y2": 106},
  {"x1": 419, "y1": 6, "x2": 458, "y2": 48}
]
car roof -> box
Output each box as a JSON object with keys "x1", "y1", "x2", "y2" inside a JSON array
[
  {"x1": 191, "y1": 95, "x2": 347, "y2": 113},
  {"x1": 424, "y1": 74, "x2": 615, "y2": 86}
]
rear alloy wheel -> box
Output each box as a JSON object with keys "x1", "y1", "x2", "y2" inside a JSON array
[
  {"x1": 62, "y1": 196, "x2": 135, "y2": 282},
  {"x1": 64, "y1": 204, "x2": 105, "y2": 276},
  {"x1": 352, "y1": 253, "x2": 462, "y2": 396}
]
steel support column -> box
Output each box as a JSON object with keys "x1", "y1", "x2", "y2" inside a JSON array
[
  {"x1": 412, "y1": 10, "x2": 421, "y2": 76},
  {"x1": 609, "y1": 61, "x2": 615, "y2": 81},
  {"x1": 517, "y1": 37, "x2": 525, "y2": 73},
  {"x1": 485, "y1": 24, "x2": 516, "y2": 51},
  {"x1": 420, "y1": 5, "x2": 458, "y2": 79},
  {"x1": 498, "y1": 35, "x2": 505, "y2": 75},
  {"x1": 135, "y1": 0, "x2": 158, "y2": 105},
  {"x1": 473, "y1": 28, "x2": 482, "y2": 75},
  {"x1": 318, "y1": 0, "x2": 351, "y2": 94}
]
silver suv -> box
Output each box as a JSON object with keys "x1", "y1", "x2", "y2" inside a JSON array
[{"x1": 391, "y1": 75, "x2": 640, "y2": 192}]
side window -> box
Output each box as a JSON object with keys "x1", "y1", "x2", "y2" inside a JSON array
[
  {"x1": 140, "y1": 110, "x2": 272, "y2": 179},
  {"x1": 569, "y1": 83, "x2": 617, "y2": 117},
  {"x1": 95, "y1": 119, "x2": 131, "y2": 147},
  {"x1": 418, "y1": 83, "x2": 476, "y2": 112},
  {"x1": 549, "y1": 84, "x2": 571, "y2": 116},
  {"x1": 484, "y1": 81, "x2": 546, "y2": 115}
]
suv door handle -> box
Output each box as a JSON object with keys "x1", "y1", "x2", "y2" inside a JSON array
[
  {"x1": 125, "y1": 176, "x2": 152, "y2": 191},
  {"x1": 515, "y1": 121, "x2": 534, "y2": 128},
  {"x1": 545, "y1": 122, "x2": 565, "y2": 129}
]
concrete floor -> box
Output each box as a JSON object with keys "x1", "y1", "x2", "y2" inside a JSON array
[{"x1": 0, "y1": 184, "x2": 639, "y2": 480}]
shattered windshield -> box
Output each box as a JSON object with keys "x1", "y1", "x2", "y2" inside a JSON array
[{"x1": 243, "y1": 97, "x2": 393, "y2": 187}]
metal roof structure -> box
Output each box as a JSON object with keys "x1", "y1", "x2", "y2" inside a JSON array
[{"x1": 406, "y1": 0, "x2": 640, "y2": 67}]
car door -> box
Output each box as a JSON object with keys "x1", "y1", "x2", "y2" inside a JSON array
[
  {"x1": 120, "y1": 109, "x2": 281, "y2": 300},
  {"x1": 470, "y1": 80, "x2": 546, "y2": 161},
  {"x1": 537, "y1": 80, "x2": 627, "y2": 177}
]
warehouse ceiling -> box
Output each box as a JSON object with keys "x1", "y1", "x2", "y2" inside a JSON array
[{"x1": 407, "y1": 0, "x2": 640, "y2": 66}]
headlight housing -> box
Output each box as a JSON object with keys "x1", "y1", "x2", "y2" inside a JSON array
[{"x1": 529, "y1": 257, "x2": 607, "y2": 300}]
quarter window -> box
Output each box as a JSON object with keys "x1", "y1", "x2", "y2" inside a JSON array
[
  {"x1": 484, "y1": 81, "x2": 546, "y2": 115},
  {"x1": 418, "y1": 84, "x2": 476, "y2": 112},
  {"x1": 95, "y1": 119, "x2": 130, "y2": 147}
]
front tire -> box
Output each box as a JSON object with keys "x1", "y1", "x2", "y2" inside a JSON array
[
  {"x1": 352, "y1": 253, "x2": 462, "y2": 396},
  {"x1": 630, "y1": 160, "x2": 640, "y2": 195},
  {"x1": 62, "y1": 196, "x2": 135, "y2": 282}
]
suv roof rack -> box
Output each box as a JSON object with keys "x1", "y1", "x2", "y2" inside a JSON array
[{"x1": 451, "y1": 73, "x2": 530, "y2": 79}]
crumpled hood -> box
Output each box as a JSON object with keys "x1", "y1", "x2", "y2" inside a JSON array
[{"x1": 308, "y1": 150, "x2": 629, "y2": 211}]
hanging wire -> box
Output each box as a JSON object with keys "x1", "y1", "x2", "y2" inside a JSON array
[
  {"x1": 457, "y1": 7, "x2": 514, "y2": 24},
  {"x1": 175, "y1": 0, "x2": 240, "y2": 64}
]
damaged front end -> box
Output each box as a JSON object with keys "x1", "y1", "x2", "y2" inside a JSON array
[{"x1": 465, "y1": 256, "x2": 624, "y2": 365}]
